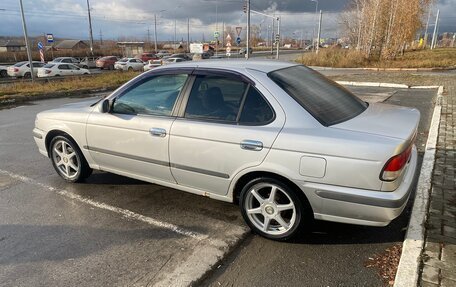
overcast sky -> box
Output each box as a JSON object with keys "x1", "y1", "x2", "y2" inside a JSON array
[{"x1": 0, "y1": 0, "x2": 454, "y2": 42}]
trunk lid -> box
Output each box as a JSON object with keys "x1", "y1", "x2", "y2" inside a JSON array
[{"x1": 331, "y1": 103, "x2": 420, "y2": 141}]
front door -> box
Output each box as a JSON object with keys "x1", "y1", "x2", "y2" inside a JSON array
[{"x1": 86, "y1": 73, "x2": 189, "y2": 183}]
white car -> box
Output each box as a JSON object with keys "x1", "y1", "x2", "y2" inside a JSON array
[
  {"x1": 50, "y1": 57, "x2": 80, "y2": 65},
  {"x1": 162, "y1": 57, "x2": 189, "y2": 65},
  {"x1": 37, "y1": 63, "x2": 90, "y2": 78},
  {"x1": 7, "y1": 61, "x2": 45, "y2": 78},
  {"x1": 33, "y1": 61, "x2": 419, "y2": 241},
  {"x1": 143, "y1": 59, "x2": 162, "y2": 71},
  {"x1": 114, "y1": 58, "x2": 144, "y2": 71},
  {"x1": 0, "y1": 65, "x2": 7, "y2": 78}
]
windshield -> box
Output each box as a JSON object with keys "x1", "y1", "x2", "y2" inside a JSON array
[
  {"x1": 268, "y1": 65, "x2": 367, "y2": 126},
  {"x1": 14, "y1": 61, "x2": 27, "y2": 67}
]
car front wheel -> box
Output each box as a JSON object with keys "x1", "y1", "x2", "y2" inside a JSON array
[
  {"x1": 49, "y1": 135, "x2": 92, "y2": 182},
  {"x1": 240, "y1": 177, "x2": 309, "y2": 241}
]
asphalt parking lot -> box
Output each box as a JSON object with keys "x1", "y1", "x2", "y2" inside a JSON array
[{"x1": 0, "y1": 85, "x2": 437, "y2": 286}]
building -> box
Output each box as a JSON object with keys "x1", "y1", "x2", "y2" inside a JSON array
[
  {"x1": 117, "y1": 42, "x2": 145, "y2": 57},
  {"x1": 162, "y1": 43, "x2": 184, "y2": 50},
  {"x1": 0, "y1": 40, "x2": 26, "y2": 52},
  {"x1": 54, "y1": 40, "x2": 89, "y2": 50}
]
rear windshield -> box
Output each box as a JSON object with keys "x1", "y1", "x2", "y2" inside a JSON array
[
  {"x1": 44, "y1": 64, "x2": 54, "y2": 68},
  {"x1": 14, "y1": 61, "x2": 27, "y2": 67},
  {"x1": 268, "y1": 65, "x2": 367, "y2": 126},
  {"x1": 119, "y1": 58, "x2": 128, "y2": 62}
]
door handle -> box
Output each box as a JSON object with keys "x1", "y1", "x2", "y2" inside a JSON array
[
  {"x1": 240, "y1": 140, "x2": 263, "y2": 151},
  {"x1": 149, "y1": 128, "x2": 167, "y2": 137}
]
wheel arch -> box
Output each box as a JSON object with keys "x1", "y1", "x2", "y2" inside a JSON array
[
  {"x1": 232, "y1": 171, "x2": 314, "y2": 216},
  {"x1": 45, "y1": 130, "x2": 77, "y2": 157}
]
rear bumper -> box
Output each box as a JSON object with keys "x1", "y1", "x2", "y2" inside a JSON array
[{"x1": 298, "y1": 146, "x2": 418, "y2": 226}]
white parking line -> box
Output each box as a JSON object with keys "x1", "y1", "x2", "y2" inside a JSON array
[{"x1": 0, "y1": 169, "x2": 207, "y2": 241}]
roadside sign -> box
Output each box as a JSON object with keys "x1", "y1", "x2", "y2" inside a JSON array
[
  {"x1": 190, "y1": 43, "x2": 203, "y2": 54},
  {"x1": 37, "y1": 41, "x2": 43, "y2": 50},
  {"x1": 235, "y1": 27, "x2": 242, "y2": 37},
  {"x1": 226, "y1": 34, "x2": 232, "y2": 42},
  {"x1": 214, "y1": 31, "x2": 220, "y2": 39},
  {"x1": 226, "y1": 47, "x2": 231, "y2": 53},
  {"x1": 46, "y1": 34, "x2": 54, "y2": 43},
  {"x1": 236, "y1": 37, "x2": 241, "y2": 45}
]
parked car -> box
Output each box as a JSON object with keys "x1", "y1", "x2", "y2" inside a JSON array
[
  {"x1": 37, "y1": 63, "x2": 90, "y2": 78},
  {"x1": 162, "y1": 53, "x2": 192, "y2": 61},
  {"x1": 50, "y1": 57, "x2": 80, "y2": 65},
  {"x1": 0, "y1": 65, "x2": 7, "y2": 78},
  {"x1": 114, "y1": 58, "x2": 144, "y2": 71},
  {"x1": 143, "y1": 59, "x2": 162, "y2": 71},
  {"x1": 33, "y1": 61, "x2": 419, "y2": 241},
  {"x1": 135, "y1": 52, "x2": 159, "y2": 62},
  {"x1": 239, "y1": 47, "x2": 253, "y2": 55},
  {"x1": 79, "y1": 57, "x2": 97, "y2": 69},
  {"x1": 201, "y1": 52, "x2": 212, "y2": 59},
  {"x1": 156, "y1": 50, "x2": 171, "y2": 58},
  {"x1": 162, "y1": 57, "x2": 190, "y2": 65},
  {"x1": 7, "y1": 61, "x2": 45, "y2": 78},
  {"x1": 96, "y1": 56, "x2": 118, "y2": 70}
]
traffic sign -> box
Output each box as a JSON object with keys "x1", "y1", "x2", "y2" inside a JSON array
[
  {"x1": 214, "y1": 31, "x2": 220, "y2": 39},
  {"x1": 46, "y1": 34, "x2": 54, "y2": 43},
  {"x1": 226, "y1": 42, "x2": 231, "y2": 47},
  {"x1": 236, "y1": 37, "x2": 241, "y2": 45},
  {"x1": 236, "y1": 27, "x2": 242, "y2": 37},
  {"x1": 37, "y1": 41, "x2": 43, "y2": 50}
]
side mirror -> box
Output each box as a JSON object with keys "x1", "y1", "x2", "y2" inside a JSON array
[{"x1": 100, "y1": 99, "x2": 112, "y2": 113}]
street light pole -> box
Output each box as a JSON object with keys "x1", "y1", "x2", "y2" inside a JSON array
[
  {"x1": 316, "y1": 10, "x2": 322, "y2": 54},
  {"x1": 86, "y1": 0, "x2": 94, "y2": 55},
  {"x1": 431, "y1": 9, "x2": 440, "y2": 50},
  {"x1": 246, "y1": 0, "x2": 250, "y2": 59},
  {"x1": 19, "y1": 0, "x2": 34, "y2": 82},
  {"x1": 154, "y1": 14, "x2": 158, "y2": 52},
  {"x1": 276, "y1": 16, "x2": 280, "y2": 59},
  {"x1": 311, "y1": 0, "x2": 318, "y2": 51}
]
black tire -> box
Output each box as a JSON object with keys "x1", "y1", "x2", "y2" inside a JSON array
[
  {"x1": 0, "y1": 70, "x2": 7, "y2": 78},
  {"x1": 82, "y1": 65, "x2": 89, "y2": 69},
  {"x1": 55, "y1": 74, "x2": 60, "y2": 77},
  {"x1": 49, "y1": 135, "x2": 92, "y2": 183},
  {"x1": 128, "y1": 67, "x2": 133, "y2": 71},
  {"x1": 23, "y1": 72, "x2": 31, "y2": 79},
  {"x1": 109, "y1": 65, "x2": 114, "y2": 70},
  {"x1": 239, "y1": 177, "x2": 311, "y2": 241}
]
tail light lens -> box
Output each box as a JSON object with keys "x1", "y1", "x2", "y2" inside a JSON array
[
  {"x1": 45, "y1": 69, "x2": 51, "y2": 74},
  {"x1": 381, "y1": 144, "x2": 413, "y2": 181},
  {"x1": 14, "y1": 68, "x2": 19, "y2": 72}
]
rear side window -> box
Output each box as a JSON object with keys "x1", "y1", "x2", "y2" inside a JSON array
[
  {"x1": 268, "y1": 65, "x2": 367, "y2": 126},
  {"x1": 185, "y1": 75, "x2": 248, "y2": 122},
  {"x1": 239, "y1": 88, "x2": 274, "y2": 125}
]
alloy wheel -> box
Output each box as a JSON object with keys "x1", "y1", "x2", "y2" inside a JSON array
[{"x1": 51, "y1": 140, "x2": 80, "y2": 180}]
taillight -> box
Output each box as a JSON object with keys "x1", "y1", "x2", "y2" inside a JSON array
[
  {"x1": 381, "y1": 145, "x2": 413, "y2": 181},
  {"x1": 14, "y1": 68, "x2": 19, "y2": 72},
  {"x1": 45, "y1": 69, "x2": 51, "y2": 74}
]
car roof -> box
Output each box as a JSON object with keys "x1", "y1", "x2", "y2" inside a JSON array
[{"x1": 153, "y1": 60, "x2": 297, "y2": 74}]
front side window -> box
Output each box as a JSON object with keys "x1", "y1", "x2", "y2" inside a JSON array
[
  {"x1": 185, "y1": 75, "x2": 248, "y2": 122},
  {"x1": 112, "y1": 74, "x2": 188, "y2": 116},
  {"x1": 268, "y1": 65, "x2": 367, "y2": 126}
]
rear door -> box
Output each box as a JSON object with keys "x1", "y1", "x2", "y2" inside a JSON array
[{"x1": 169, "y1": 69, "x2": 285, "y2": 196}]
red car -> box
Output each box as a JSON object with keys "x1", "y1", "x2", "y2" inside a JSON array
[
  {"x1": 135, "y1": 52, "x2": 159, "y2": 62},
  {"x1": 96, "y1": 56, "x2": 119, "y2": 70}
]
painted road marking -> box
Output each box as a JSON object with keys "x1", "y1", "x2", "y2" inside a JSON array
[{"x1": 0, "y1": 169, "x2": 207, "y2": 240}]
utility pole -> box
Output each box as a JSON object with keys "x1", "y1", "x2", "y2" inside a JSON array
[
  {"x1": 147, "y1": 27, "x2": 150, "y2": 47},
  {"x1": 174, "y1": 19, "x2": 177, "y2": 52},
  {"x1": 86, "y1": 0, "x2": 94, "y2": 55},
  {"x1": 154, "y1": 14, "x2": 158, "y2": 52},
  {"x1": 423, "y1": 8, "x2": 432, "y2": 48},
  {"x1": 271, "y1": 18, "x2": 274, "y2": 54},
  {"x1": 187, "y1": 18, "x2": 190, "y2": 53},
  {"x1": 246, "y1": 0, "x2": 250, "y2": 59},
  {"x1": 276, "y1": 16, "x2": 280, "y2": 59},
  {"x1": 19, "y1": 0, "x2": 34, "y2": 82},
  {"x1": 99, "y1": 29, "x2": 103, "y2": 46},
  {"x1": 316, "y1": 10, "x2": 322, "y2": 54},
  {"x1": 431, "y1": 9, "x2": 440, "y2": 50}
]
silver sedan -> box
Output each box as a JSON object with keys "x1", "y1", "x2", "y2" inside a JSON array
[{"x1": 33, "y1": 60, "x2": 419, "y2": 240}]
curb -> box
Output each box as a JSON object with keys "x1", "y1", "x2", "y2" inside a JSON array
[
  {"x1": 336, "y1": 81, "x2": 440, "y2": 90},
  {"x1": 312, "y1": 66, "x2": 455, "y2": 71},
  {"x1": 393, "y1": 85, "x2": 443, "y2": 287}
]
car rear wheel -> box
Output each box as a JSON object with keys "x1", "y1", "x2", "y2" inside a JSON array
[
  {"x1": 23, "y1": 72, "x2": 31, "y2": 79},
  {"x1": 128, "y1": 67, "x2": 133, "y2": 71},
  {"x1": 0, "y1": 70, "x2": 7, "y2": 78},
  {"x1": 240, "y1": 177, "x2": 309, "y2": 241},
  {"x1": 109, "y1": 65, "x2": 114, "y2": 70},
  {"x1": 49, "y1": 135, "x2": 92, "y2": 182}
]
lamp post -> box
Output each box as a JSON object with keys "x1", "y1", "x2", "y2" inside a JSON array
[{"x1": 311, "y1": 0, "x2": 318, "y2": 51}]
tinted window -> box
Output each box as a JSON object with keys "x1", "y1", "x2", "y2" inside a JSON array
[
  {"x1": 58, "y1": 64, "x2": 69, "y2": 70},
  {"x1": 62, "y1": 59, "x2": 72, "y2": 63},
  {"x1": 32, "y1": 62, "x2": 44, "y2": 67},
  {"x1": 239, "y1": 87, "x2": 274, "y2": 124},
  {"x1": 112, "y1": 74, "x2": 188, "y2": 116},
  {"x1": 268, "y1": 65, "x2": 367, "y2": 126},
  {"x1": 185, "y1": 75, "x2": 248, "y2": 122}
]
